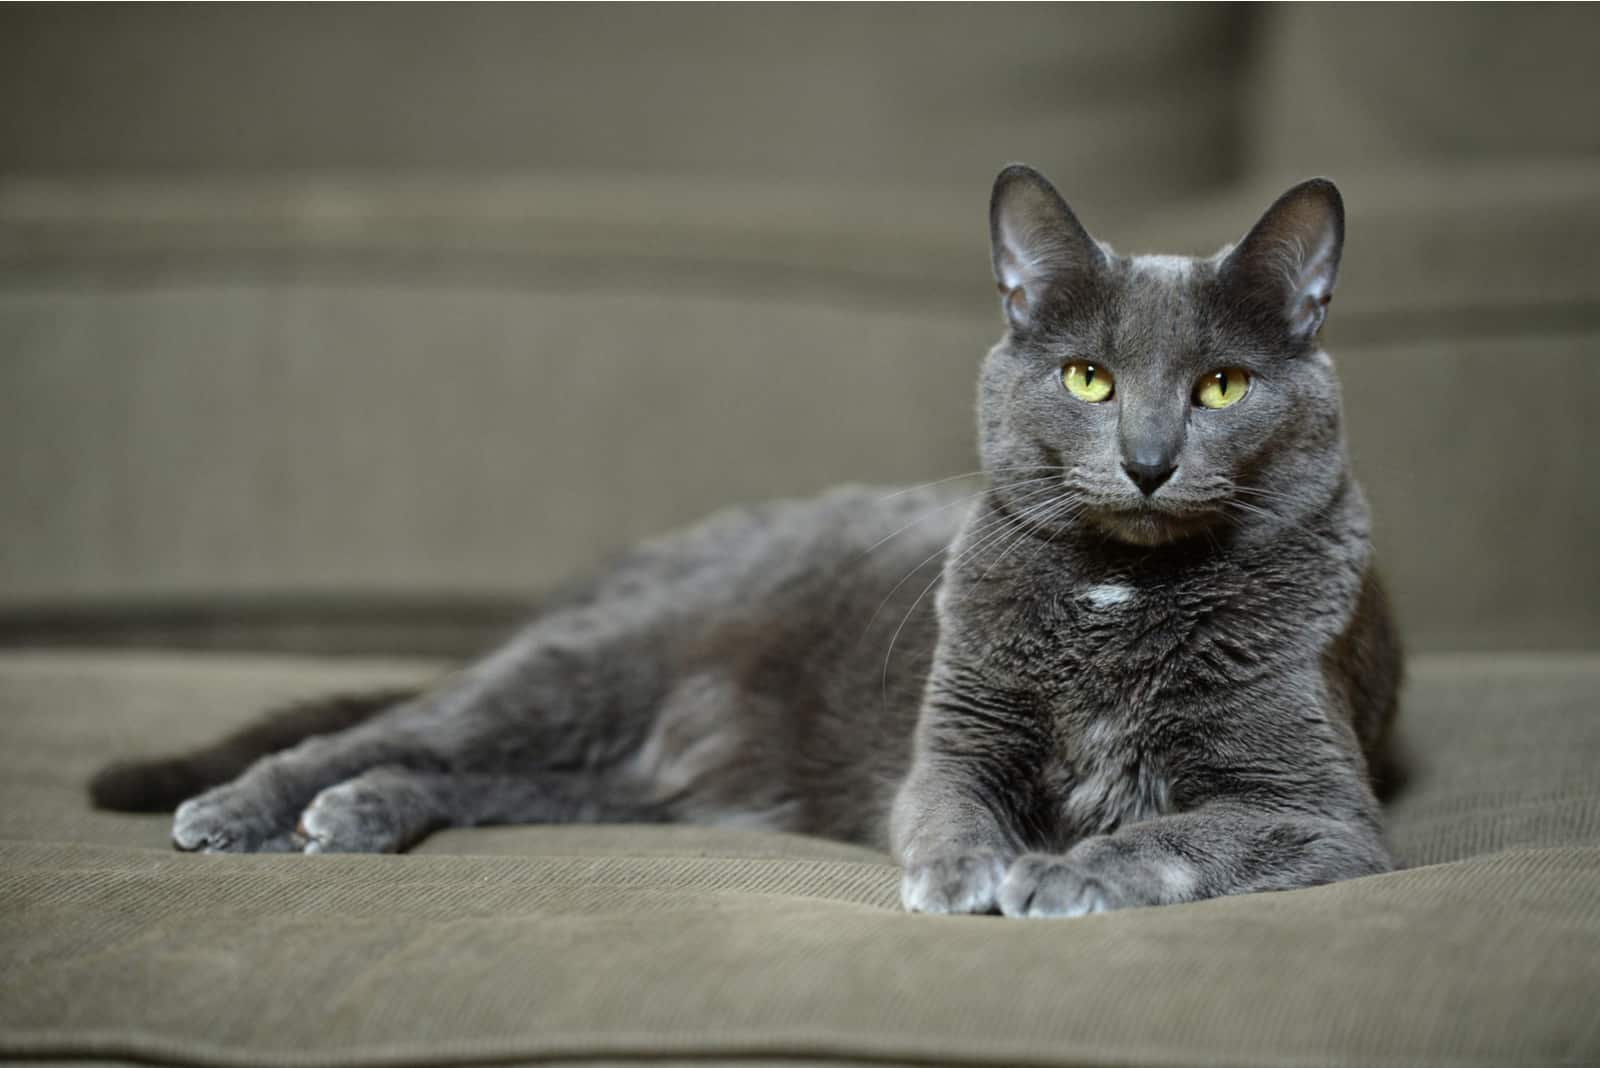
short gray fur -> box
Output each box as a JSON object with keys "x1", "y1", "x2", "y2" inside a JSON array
[{"x1": 91, "y1": 165, "x2": 1401, "y2": 918}]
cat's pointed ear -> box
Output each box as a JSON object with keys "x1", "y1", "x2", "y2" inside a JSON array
[
  {"x1": 1219, "y1": 178, "x2": 1345, "y2": 346},
  {"x1": 990, "y1": 164, "x2": 1105, "y2": 330}
]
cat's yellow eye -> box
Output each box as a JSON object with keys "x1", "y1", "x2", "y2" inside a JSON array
[
  {"x1": 1062, "y1": 361, "x2": 1114, "y2": 403},
  {"x1": 1194, "y1": 368, "x2": 1251, "y2": 410}
]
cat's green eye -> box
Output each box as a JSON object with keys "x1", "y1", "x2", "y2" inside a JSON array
[
  {"x1": 1194, "y1": 368, "x2": 1251, "y2": 410},
  {"x1": 1062, "y1": 361, "x2": 1114, "y2": 403}
]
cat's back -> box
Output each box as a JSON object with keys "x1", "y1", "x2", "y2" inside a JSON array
[{"x1": 596, "y1": 480, "x2": 971, "y2": 609}]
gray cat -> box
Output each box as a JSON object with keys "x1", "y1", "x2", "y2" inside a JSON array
[{"x1": 91, "y1": 164, "x2": 1401, "y2": 918}]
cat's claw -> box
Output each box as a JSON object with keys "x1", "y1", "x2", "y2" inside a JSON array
[
  {"x1": 997, "y1": 853, "x2": 1112, "y2": 918},
  {"x1": 900, "y1": 852, "x2": 1010, "y2": 914}
]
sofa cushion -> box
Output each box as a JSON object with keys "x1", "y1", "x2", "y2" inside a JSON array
[{"x1": 0, "y1": 649, "x2": 1596, "y2": 1065}]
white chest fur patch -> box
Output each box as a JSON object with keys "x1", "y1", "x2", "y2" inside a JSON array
[{"x1": 1083, "y1": 583, "x2": 1135, "y2": 608}]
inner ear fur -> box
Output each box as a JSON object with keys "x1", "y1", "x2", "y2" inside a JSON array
[
  {"x1": 989, "y1": 164, "x2": 1104, "y2": 330},
  {"x1": 1219, "y1": 178, "x2": 1345, "y2": 346}
]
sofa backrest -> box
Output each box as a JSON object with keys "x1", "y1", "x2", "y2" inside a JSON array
[
  {"x1": 1249, "y1": 6, "x2": 1600, "y2": 178},
  {"x1": 1, "y1": 6, "x2": 1249, "y2": 221},
  {"x1": 3, "y1": 6, "x2": 1596, "y2": 655}
]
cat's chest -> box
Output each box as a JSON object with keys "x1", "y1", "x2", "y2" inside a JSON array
[
  {"x1": 1019, "y1": 553, "x2": 1325, "y2": 705},
  {"x1": 1010, "y1": 575, "x2": 1229, "y2": 704},
  {"x1": 1011, "y1": 580, "x2": 1206, "y2": 841},
  {"x1": 1044, "y1": 722, "x2": 1173, "y2": 843}
]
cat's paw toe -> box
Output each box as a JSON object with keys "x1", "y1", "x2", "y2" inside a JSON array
[
  {"x1": 997, "y1": 853, "x2": 1112, "y2": 918},
  {"x1": 900, "y1": 852, "x2": 1009, "y2": 914},
  {"x1": 172, "y1": 797, "x2": 236, "y2": 852},
  {"x1": 297, "y1": 778, "x2": 406, "y2": 854},
  {"x1": 172, "y1": 791, "x2": 290, "y2": 853}
]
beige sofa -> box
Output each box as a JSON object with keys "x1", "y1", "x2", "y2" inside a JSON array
[{"x1": 2, "y1": 7, "x2": 1597, "y2": 1064}]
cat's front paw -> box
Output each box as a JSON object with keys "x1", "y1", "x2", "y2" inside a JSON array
[
  {"x1": 296, "y1": 774, "x2": 412, "y2": 854},
  {"x1": 172, "y1": 788, "x2": 298, "y2": 853},
  {"x1": 997, "y1": 852, "x2": 1117, "y2": 918},
  {"x1": 900, "y1": 852, "x2": 1010, "y2": 914}
]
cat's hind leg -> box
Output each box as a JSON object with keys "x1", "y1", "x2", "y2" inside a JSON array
[
  {"x1": 169, "y1": 708, "x2": 446, "y2": 853},
  {"x1": 296, "y1": 768, "x2": 660, "y2": 853},
  {"x1": 170, "y1": 633, "x2": 668, "y2": 853},
  {"x1": 164, "y1": 497, "x2": 835, "y2": 853}
]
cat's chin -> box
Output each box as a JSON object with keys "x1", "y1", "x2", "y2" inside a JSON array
[{"x1": 1089, "y1": 508, "x2": 1220, "y2": 548}]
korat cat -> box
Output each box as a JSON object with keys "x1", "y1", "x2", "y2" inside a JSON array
[{"x1": 93, "y1": 164, "x2": 1401, "y2": 918}]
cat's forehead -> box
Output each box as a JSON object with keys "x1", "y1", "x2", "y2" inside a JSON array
[
  {"x1": 1025, "y1": 244, "x2": 1255, "y2": 365},
  {"x1": 1116, "y1": 248, "x2": 1231, "y2": 290},
  {"x1": 1124, "y1": 253, "x2": 1206, "y2": 281},
  {"x1": 1088, "y1": 250, "x2": 1227, "y2": 361}
]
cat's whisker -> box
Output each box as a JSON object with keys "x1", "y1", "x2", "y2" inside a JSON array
[
  {"x1": 854, "y1": 475, "x2": 1066, "y2": 563},
  {"x1": 1223, "y1": 498, "x2": 1318, "y2": 541},
  {"x1": 1228, "y1": 484, "x2": 1290, "y2": 506},
  {"x1": 946, "y1": 494, "x2": 1063, "y2": 576},
  {"x1": 932, "y1": 488, "x2": 1071, "y2": 579},
  {"x1": 1222, "y1": 489, "x2": 1340, "y2": 545},
  {"x1": 859, "y1": 481, "x2": 1066, "y2": 644},
  {"x1": 879, "y1": 488, "x2": 1075, "y2": 701},
  {"x1": 966, "y1": 494, "x2": 1091, "y2": 572},
  {"x1": 1009, "y1": 496, "x2": 1089, "y2": 577},
  {"x1": 1224, "y1": 499, "x2": 1273, "y2": 520},
  {"x1": 992, "y1": 495, "x2": 1094, "y2": 585},
  {"x1": 970, "y1": 493, "x2": 1085, "y2": 588},
  {"x1": 1229, "y1": 483, "x2": 1328, "y2": 514},
  {"x1": 879, "y1": 570, "x2": 945, "y2": 704},
  {"x1": 875, "y1": 465, "x2": 1068, "y2": 501}
]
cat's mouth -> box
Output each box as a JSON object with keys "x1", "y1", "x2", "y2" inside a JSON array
[{"x1": 1088, "y1": 500, "x2": 1225, "y2": 547}]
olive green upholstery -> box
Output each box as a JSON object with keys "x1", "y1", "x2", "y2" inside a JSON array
[{"x1": 2, "y1": 649, "x2": 1597, "y2": 1066}]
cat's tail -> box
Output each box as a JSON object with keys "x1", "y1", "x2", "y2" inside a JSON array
[{"x1": 88, "y1": 687, "x2": 422, "y2": 812}]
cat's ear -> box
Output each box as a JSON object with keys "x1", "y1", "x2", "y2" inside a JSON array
[
  {"x1": 1219, "y1": 178, "x2": 1345, "y2": 346},
  {"x1": 990, "y1": 164, "x2": 1105, "y2": 330}
]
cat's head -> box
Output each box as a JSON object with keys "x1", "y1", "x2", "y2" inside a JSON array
[{"x1": 980, "y1": 164, "x2": 1349, "y2": 547}]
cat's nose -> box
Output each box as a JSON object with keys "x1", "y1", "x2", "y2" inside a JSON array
[{"x1": 1122, "y1": 457, "x2": 1176, "y2": 496}]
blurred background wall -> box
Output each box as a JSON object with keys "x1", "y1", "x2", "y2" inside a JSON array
[{"x1": 1, "y1": 3, "x2": 1596, "y2": 654}]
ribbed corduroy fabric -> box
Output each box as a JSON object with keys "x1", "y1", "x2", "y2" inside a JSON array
[{"x1": 1, "y1": 650, "x2": 1598, "y2": 1065}]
